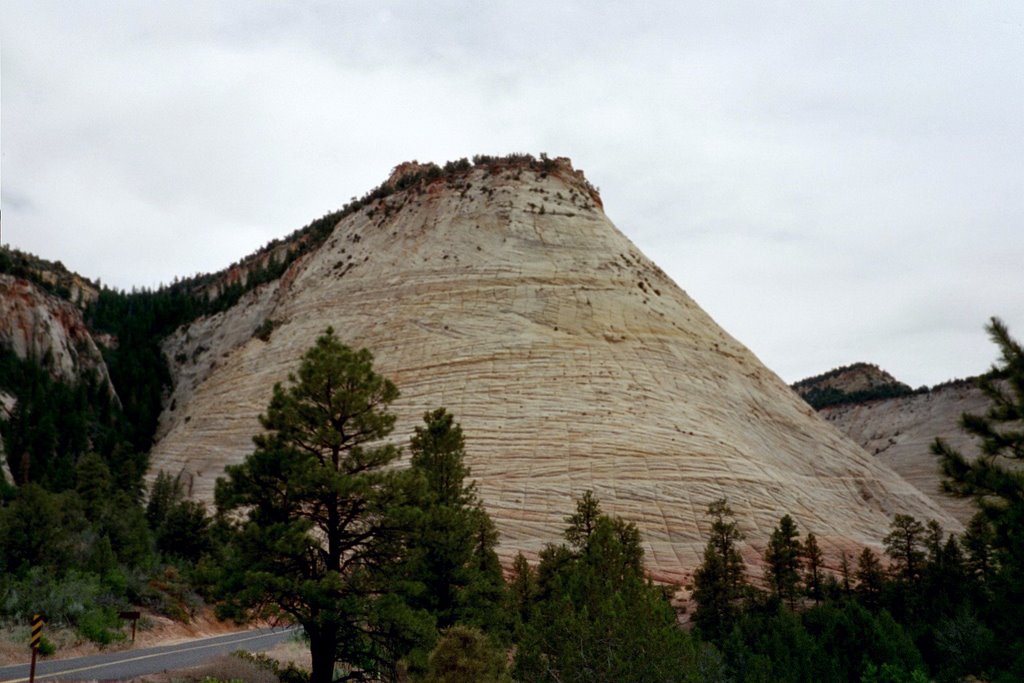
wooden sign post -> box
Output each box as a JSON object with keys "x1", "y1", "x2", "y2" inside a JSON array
[
  {"x1": 29, "y1": 613, "x2": 43, "y2": 683},
  {"x1": 119, "y1": 610, "x2": 141, "y2": 643}
]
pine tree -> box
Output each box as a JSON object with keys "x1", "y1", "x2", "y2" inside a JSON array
[
  {"x1": 932, "y1": 316, "x2": 1024, "y2": 517},
  {"x1": 508, "y1": 552, "x2": 537, "y2": 626},
  {"x1": 693, "y1": 498, "x2": 747, "y2": 641},
  {"x1": 422, "y1": 624, "x2": 510, "y2": 683},
  {"x1": 215, "y1": 329, "x2": 429, "y2": 683},
  {"x1": 764, "y1": 514, "x2": 803, "y2": 608},
  {"x1": 883, "y1": 515, "x2": 926, "y2": 583},
  {"x1": 513, "y1": 492, "x2": 710, "y2": 681},
  {"x1": 75, "y1": 453, "x2": 113, "y2": 522},
  {"x1": 840, "y1": 551, "x2": 853, "y2": 594},
  {"x1": 146, "y1": 470, "x2": 185, "y2": 530},
  {"x1": 564, "y1": 489, "x2": 601, "y2": 549},
  {"x1": 405, "y1": 408, "x2": 505, "y2": 635},
  {"x1": 961, "y1": 512, "x2": 995, "y2": 584},
  {"x1": 856, "y1": 547, "x2": 885, "y2": 608},
  {"x1": 803, "y1": 532, "x2": 825, "y2": 604}
]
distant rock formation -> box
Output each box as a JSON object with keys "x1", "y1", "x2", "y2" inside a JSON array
[
  {"x1": 811, "y1": 378, "x2": 987, "y2": 524},
  {"x1": 792, "y1": 363, "x2": 916, "y2": 409},
  {"x1": 0, "y1": 274, "x2": 113, "y2": 391},
  {"x1": 148, "y1": 157, "x2": 959, "y2": 583},
  {"x1": 0, "y1": 247, "x2": 100, "y2": 308},
  {"x1": 0, "y1": 274, "x2": 117, "y2": 483}
]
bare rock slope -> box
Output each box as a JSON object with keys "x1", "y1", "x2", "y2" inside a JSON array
[
  {"x1": 817, "y1": 381, "x2": 987, "y2": 524},
  {"x1": 150, "y1": 159, "x2": 958, "y2": 582}
]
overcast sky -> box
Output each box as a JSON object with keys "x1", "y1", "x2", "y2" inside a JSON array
[{"x1": 2, "y1": 1, "x2": 1022, "y2": 387}]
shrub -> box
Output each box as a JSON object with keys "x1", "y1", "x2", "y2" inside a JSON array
[
  {"x1": 77, "y1": 606, "x2": 125, "y2": 645},
  {"x1": 254, "y1": 318, "x2": 278, "y2": 342},
  {"x1": 422, "y1": 625, "x2": 509, "y2": 683},
  {"x1": 37, "y1": 635, "x2": 57, "y2": 656}
]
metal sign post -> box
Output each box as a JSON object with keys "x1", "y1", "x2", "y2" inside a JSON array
[{"x1": 29, "y1": 613, "x2": 43, "y2": 683}]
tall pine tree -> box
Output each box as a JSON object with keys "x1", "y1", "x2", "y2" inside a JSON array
[
  {"x1": 215, "y1": 329, "x2": 430, "y2": 683},
  {"x1": 693, "y1": 498, "x2": 747, "y2": 641}
]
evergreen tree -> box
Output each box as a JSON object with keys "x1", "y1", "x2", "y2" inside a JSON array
[
  {"x1": 924, "y1": 520, "x2": 944, "y2": 566},
  {"x1": 802, "y1": 532, "x2": 825, "y2": 604},
  {"x1": 856, "y1": 547, "x2": 885, "y2": 608},
  {"x1": 932, "y1": 316, "x2": 1024, "y2": 535},
  {"x1": 508, "y1": 552, "x2": 538, "y2": 626},
  {"x1": 883, "y1": 515, "x2": 926, "y2": 583},
  {"x1": 513, "y1": 492, "x2": 714, "y2": 682},
  {"x1": 961, "y1": 512, "x2": 995, "y2": 585},
  {"x1": 801, "y1": 600, "x2": 925, "y2": 681},
  {"x1": 410, "y1": 408, "x2": 473, "y2": 507},
  {"x1": 564, "y1": 489, "x2": 601, "y2": 549},
  {"x1": 97, "y1": 489, "x2": 152, "y2": 569},
  {"x1": 404, "y1": 408, "x2": 506, "y2": 636},
  {"x1": 215, "y1": 329, "x2": 430, "y2": 683},
  {"x1": 0, "y1": 484, "x2": 76, "y2": 572},
  {"x1": 692, "y1": 498, "x2": 747, "y2": 641},
  {"x1": 839, "y1": 551, "x2": 853, "y2": 595},
  {"x1": 146, "y1": 470, "x2": 185, "y2": 530},
  {"x1": 75, "y1": 453, "x2": 113, "y2": 522},
  {"x1": 930, "y1": 317, "x2": 1024, "y2": 673},
  {"x1": 422, "y1": 624, "x2": 510, "y2": 683},
  {"x1": 156, "y1": 500, "x2": 212, "y2": 563},
  {"x1": 764, "y1": 514, "x2": 802, "y2": 608}
]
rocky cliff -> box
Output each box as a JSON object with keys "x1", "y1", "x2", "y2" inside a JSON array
[
  {"x1": 149, "y1": 158, "x2": 959, "y2": 582},
  {"x1": 0, "y1": 274, "x2": 113, "y2": 390},
  {"x1": 0, "y1": 247, "x2": 100, "y2": 308},
  {"x1": 0, "y1": 274, "x2": 117, "y2": 482}
]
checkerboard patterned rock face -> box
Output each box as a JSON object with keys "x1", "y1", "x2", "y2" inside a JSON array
[
  {"x1": 819, "y1": 383, "x2": 991, "y2": 526},
  {"x1": 150, "y1": 162, "x2": 958, "y2": 583}
]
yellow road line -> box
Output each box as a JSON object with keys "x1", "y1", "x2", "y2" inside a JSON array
[{"x1": 5, "y1": 628, "x2": 297, "y2": 683}]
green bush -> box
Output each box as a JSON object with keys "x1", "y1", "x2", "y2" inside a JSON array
[
  {"x1": 422, "y1": 625, "x2": 509, "y2": 683},
  {"x1": 37, "y1": 635, "x2": 57, "y2": 656},
  {"x1": 77, "y1": 606, "x2": 125, "y2": 645},
  {"x1": 1, "y1": 568, "x2": 102, "y2": 625}
]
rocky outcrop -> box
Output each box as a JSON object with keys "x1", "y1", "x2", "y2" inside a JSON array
[
  {"x1": 0, "y1": 246, "x2": 100, "y2": 308},
  {"x1": 150, "y1": 159, "x2": 959, "y2": 583},
  {"x1": 0, "y1": 274, "x2": 114, "y2": 392},
  {"x1": 794, "y1": 363, "x2": 911, "y2": 397},
  {"x1": 793, "y1": 363, "x2": 916, "y2": 409}
]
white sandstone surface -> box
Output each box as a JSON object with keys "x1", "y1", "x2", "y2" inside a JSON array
[{"x1": 150, "y1": 161, "x2": 959, "y2": 582}]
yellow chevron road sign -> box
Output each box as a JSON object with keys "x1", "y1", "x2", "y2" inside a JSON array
[{"x1": 30, "y1": 614, "x2": 43, "y2": 650}]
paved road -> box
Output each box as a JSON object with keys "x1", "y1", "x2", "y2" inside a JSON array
[{"x1": 0, "y1": 626, "x2": 299, "y2": 682}]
